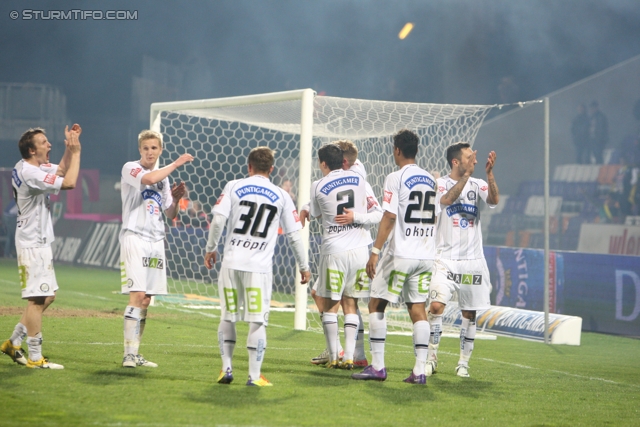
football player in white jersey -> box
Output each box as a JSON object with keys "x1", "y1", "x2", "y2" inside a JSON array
[
  {"x1": 307, "y1": 144, "x2": 374, "y2": 369},
  {"x1": 351, "y1": 129, "x2": 437, "y2": 384},
  {"x1": 427, "y1": 142, "x2": 499, "y2": 378},
  {"x1": 305, "y1": 140, "x2": 381, "y2": 368},
  {"x1": 2, "y1": 125, "x2": 82, "y2": 369},
  {"x1": 120, "y1": 130, "x2": 193, "y2": 368},
  {"x1": 204, "y1": 147, "x2": 310, "y2": 387}
]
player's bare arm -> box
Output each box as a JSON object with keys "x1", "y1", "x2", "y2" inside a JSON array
[
  {"x1": 56, "y1": 124, "x2": 82, "y2": 178},
  {"x1": 440, "y1": 150, "x2": 476, "y2": 206},
  {"x1": 366, "y1": 211, "x2": 396, "y2": 279},
  {"x1": 59, "y1": 124, "x2": 83, "y2": 190},
  {"x1": 141, "y1": 153, "x2": 194, "y2": 186},
  {"x1": 300, "y1": 209, "x2": 309, "y2": 227},
  {"x1": 485, "y1": 151, "x2": 500, "y2": 205},
  {"x1": 164, "y1": 182, "x2": 186, "y2": 220}
]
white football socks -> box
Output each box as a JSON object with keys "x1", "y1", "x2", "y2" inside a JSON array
[
  {"x1": 247, "y1": 322, "x2": 266, "y2": 381},
  {"x1": 218, "y1": 320, "x2": 236, "y2": 372}
]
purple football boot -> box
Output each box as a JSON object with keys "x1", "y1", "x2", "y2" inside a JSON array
[{"x1": 351, "y1": 365, "x2": 387, "y2": 381}]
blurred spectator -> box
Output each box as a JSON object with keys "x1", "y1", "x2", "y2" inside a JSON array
[
  {"x1": 280, "y1": 179, "x2": 296, "y2": 204},
  {"x1": 599, "y1": 192, "x2": 622, "y2": 224},
  {"x1": 571, "y1": 103, "x2": 590, "y2": 164},
  {"x1": 182, "y1": 200, "x2": 209, "y2": 228},
  {"x1": 614, "y1": 157, "x2": 637, "y2": 216},
  {"x1": 587, "y1": 101, "x2": 608, "y2": 164},
  {"x1": 2, "y1": 199, "x2": 18, "y2": 257}
]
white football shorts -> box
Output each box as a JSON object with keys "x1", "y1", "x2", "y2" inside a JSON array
[
  {"x1": 120, "y1": 233, "x2": 167, "y2": 295},
  {"x1": 429, "y1": 258, "x2": 491, "y2": 311},
  {"x1": 370, "y1": 256, "x2": 434, "y2": 304},
  {"x1": 316, "y1": 246, "x2": 370, "y2": 301},
  {"x1": 18, "y1": 246, "x2": 58, "y2": 299},
  {"x1": 218, "y1": 266, "x2": 272, "y2": 324}
]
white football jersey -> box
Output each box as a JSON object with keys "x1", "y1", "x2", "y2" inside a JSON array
[
  {"x1": 120, "y1": 161, "x2": 173, "y2": 242},
  {"x1": 212, "y1": 175, "x2": 302, "y2": 273},
  {"x1": 310, "y1": 169, "x2": 371, "y2": 255},
  {"x1": 381, "y1": 164, "x2": 438, "y2": 260},
  {"x1": 351, "y1": 159, "x2": 367, "y2": 180},
  {"x1": 11, "y1": 160, "x2": 63, "y2": 249},
  {"x1": 435, "y1": 175, "x2": 495, "y2": 260}
]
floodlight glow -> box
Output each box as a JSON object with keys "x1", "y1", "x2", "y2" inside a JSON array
[{"x1": 399, "y1": 23, "x2": 414, "y2": 40}]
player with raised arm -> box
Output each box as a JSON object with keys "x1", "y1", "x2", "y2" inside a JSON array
[
  {"x1": 427, "y1": 143, "x2": 499, "y2": 378},
  {"x1": 204, "y1": 147, "x2": 310, "y2": 386},
  {"x1": 1, "y1": 125, "x2": 82, "y2": 369},
  {"x1": 351, "y1": 129, "x2": 437, "y2": 384},
  {"x1": 307, "y1": 144, "x2": 373, "y2": 369},
  {"x1": 304, "y1": 140, "x2": 381, "y2": 368},
  {"x1": 120, "y1": 130, "x2": 193, "y2": 368}
]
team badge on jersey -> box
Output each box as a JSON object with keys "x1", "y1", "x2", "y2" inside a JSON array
[
  {"x1": 157, "y1": 181, "x2": 164, "y2": 190},
  {"x1": 481, "y1": 185, "x2": 488, "y2": 191},
  {"x1": 453, "y1": 218, "x2": 474, "y2": 228},
  {"x1": 39, "y1": 283, "x2": 50, "y2": 292},
  {"x1": 146, "y1": 200, "x2": 159, "y2": 216},
  {"x1": 467, "y1": 190, "x2": 476, "y2": 201},
  {"x1": 384, "y1": 190, "x2": 393, "y2": 203},
  {"x1": 43, "y1": 174, "x2": 56, "y2": 185},
  {"x1": 130, "y1": 168, "x2": 142, "y2": 177}
]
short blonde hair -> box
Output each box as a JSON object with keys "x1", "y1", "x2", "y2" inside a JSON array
[
  {"x1": 333, "y1": 139, "x2": 358, "y2": 166},
  {"x1": 138, "y1": 130, "x2": 163, "y2": 149}
]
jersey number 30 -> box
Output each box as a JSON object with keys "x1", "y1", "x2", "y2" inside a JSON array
[{"x1": 234, "y1": 201, "x2": 278, "y2": 237}]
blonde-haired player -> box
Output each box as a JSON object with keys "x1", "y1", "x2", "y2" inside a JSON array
[{"x1": 120, "y1": 130, "x2": 193, "y2": 368}]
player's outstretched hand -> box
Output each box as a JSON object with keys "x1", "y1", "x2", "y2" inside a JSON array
[
  {"x1": 300, "y1": 270, "x2": 311, "y2": 284},
  {"x1": 174, "y1": 153, "x2": 194, "y2": 167},
  {"x1": 300, "y1": 209, "x2": 310, "y2": 227},
  {"x1": 366, "y1": 254, "x2": 378, "y2": 279},
  {"x1": 463, "y1": 150, "x2": 477, "y2": 178},
  {"x1": 486, "y1": 150, "x2": 497, "y2": 174},
  {"x1": 171, "y1": 182, "x2": 187, "y2": 200},
  {"x1": 204, "y1": 251, "x2": 217, "y2": 269},
  {"x1": 64, "y1": 124, "x2": 82, "y2": 153},
  {"x1": 335, "y1": 208, "x2": 354, "y2": 224}
]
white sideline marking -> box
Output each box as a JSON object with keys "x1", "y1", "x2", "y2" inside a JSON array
[
  {"x1": 69, "y1": 291, "x2": 113, "y2": 301},
  {"x1": 0, "y1": 279, "x2": 17, "y2": 285},
  {"x1": 164, "y1": 306, "x2": 219, "y2": 319},
  {"x1": 382, "y1": 341, "x2": 640, "y2": 389}
]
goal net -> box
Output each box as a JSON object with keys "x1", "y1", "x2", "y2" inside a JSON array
[{"x1": 150, "y1": 89, "x2": 493, "y2": 334}]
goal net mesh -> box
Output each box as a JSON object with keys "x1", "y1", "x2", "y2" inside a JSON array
[{"x1": 156, "y1": 94, "x2": 493, "y2": 334}]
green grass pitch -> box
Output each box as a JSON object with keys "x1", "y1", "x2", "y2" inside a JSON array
[{"x1": 0, "y1": 258, "x2": 638, "y2": 426}]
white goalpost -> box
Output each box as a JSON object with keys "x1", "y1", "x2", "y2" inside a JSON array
[{"x1": 150, "y1": 89, "x2": 493, "y2": 334}]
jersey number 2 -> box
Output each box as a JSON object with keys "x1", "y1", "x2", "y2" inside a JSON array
[{"x1": 336, "y1": 189, "x2": 354, "y2": 214}]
